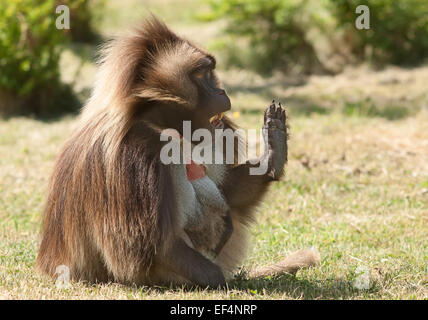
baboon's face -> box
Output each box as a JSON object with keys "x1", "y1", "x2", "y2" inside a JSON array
[
  {"x1": 140, "y1": 41, "x2": 231, "y2": 131},
  {"x1": 191, "y1": 55, "x2": 231, "y2": 130}
]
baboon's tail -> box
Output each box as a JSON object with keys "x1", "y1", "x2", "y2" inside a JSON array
[{"x1": 249, "y1": 248, "x2": 321, "y2": 278}]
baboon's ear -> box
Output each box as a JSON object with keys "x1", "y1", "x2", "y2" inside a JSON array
[{"x1": 134, "y1": 87, "x2": 189, "y2": 105}]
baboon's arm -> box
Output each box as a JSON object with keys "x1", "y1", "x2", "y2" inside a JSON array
[
  {"x1": 222, "y1": 101, "x2": 288, "y2": 214},
  {"x1": 221, "y1": 161, "x2": 272, "y2": 212}
]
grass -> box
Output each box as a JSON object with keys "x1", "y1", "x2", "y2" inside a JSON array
[
  {"x1": 0, "y1": 0, "x2": 427, "y2": 300},
  {"x1": 1, "y1": 111, "x2": 426, "y2": 300}
]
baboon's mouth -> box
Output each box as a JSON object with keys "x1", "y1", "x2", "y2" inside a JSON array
[{"x1": 209, "y1": 112, "x2": 225, "y2": 129}]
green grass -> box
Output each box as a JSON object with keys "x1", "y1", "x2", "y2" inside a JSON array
[
  {"x1": 1, "y1": 112, "x2": 426, "y2": 299},
  {"x1": 0, "y1": 0, "x2": 427, "y2": 300}
]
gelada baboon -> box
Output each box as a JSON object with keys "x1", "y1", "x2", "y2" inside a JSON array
[{"x1": 36, "y1": 17, "x2": 320, "y2": 287}]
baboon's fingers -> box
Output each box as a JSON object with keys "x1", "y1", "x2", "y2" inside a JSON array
[
  {"x1": 264, "y1": 100, "x2": 276, "y2": 125},
  {"x1": 249, "y1": 248, "x2": 321, "y2": 279},
  {"x1": 268, "y1": 101, "x2": 276, "y2": 117},
  {"x1": 280, "y1": 108, "x2": 286, "y2": 123},
  {"x1": 275, "y1": 102, "x2": 283, "y2": 118}
]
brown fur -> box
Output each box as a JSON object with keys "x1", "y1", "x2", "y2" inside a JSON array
[
  {"x1": 36, "y1": 17, "x2": 319, "y2": 287},
  {"x1": 249, "y1": 249, "x2": 321, "y2": 278}
]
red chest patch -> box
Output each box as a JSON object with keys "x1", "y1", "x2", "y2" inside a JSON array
[{"x1": 186, "y1": 160, "x2": 206, "y2": 181}]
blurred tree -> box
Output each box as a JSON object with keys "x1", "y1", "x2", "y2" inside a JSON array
[
  {"x1": 0, "y1": 0, "x2": 100, "y2": 116},
  {"x1": 60, "y1": 0, "x2": 105, "y2": 43},
  {"x1": 207, "y1": 0, "x2": 428, "y2": 74},
  {"x1": 206, "y1": 0, "x2": 331, "y2": 75},
  {"x1": 330, "y1": 0, "x2": 428, "y2": 65}
]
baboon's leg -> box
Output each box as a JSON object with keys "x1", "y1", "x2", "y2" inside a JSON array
[{"x1": 156, "y1": 238, "x2": 226, "y2": 288}]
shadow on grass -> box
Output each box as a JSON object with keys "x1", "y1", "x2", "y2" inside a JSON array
[
  {"x1": 343, "y1": 100, "x2": 411, "y2": 120},
  {"x1": 226, "y1": 76, "x2": 413, "y2": 120},
  {"x1": 285, "y1": 97, "x2": 330, "y2": 116},
  {"x1": 234, "y1": 89, "x2": 411, "y2": 120},
  {"x1": 0, "y1": 84, "x2": 81, "y2": 122},
  {"x1": 36, "y1": 85, "x2": 82, "y2": 122},
  {"x1": 124, "y1": 274, "x2": 378, "y2": 299},
  {"x1": 228, "y1": 274, "x2": 368, "y2": 299},
  {"x1": 225, "y1": 76, "x2": 333, "y2": 117}
]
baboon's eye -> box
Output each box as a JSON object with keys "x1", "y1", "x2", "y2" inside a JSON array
[{"x1": 193, "y1": 69, "x2": 206, "y2": 79}]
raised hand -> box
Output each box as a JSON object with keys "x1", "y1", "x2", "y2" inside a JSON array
[{"x1": 262, "y1": 100, "x2": 288, "y2": 180}]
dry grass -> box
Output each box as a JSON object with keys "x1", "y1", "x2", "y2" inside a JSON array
[
  {"x1": 1, "y1": 105, "x2": 426, "y2": 300},
  {"x1": 0, "y1": 0, "x2": 427, "y2": 300}
]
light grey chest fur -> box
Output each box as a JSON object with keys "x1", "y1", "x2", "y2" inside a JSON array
[{"x1": 171, "y1": 163, "x2": 228, "y2": 229}]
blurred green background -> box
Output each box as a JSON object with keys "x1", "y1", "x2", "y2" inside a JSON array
[{"x1": 1, "y1": 0, "x2": 427, "y2": 115}]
